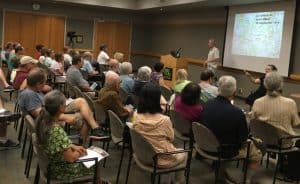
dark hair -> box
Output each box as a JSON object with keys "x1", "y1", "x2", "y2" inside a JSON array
[
  {"x1": 11, "y1": 57, "x2": 20, "y2": 68},
  {"x1": 181, "y1": 82, "x2": 201, "y2": 105},
  {"x1": 137, "y1": 83, "x2": 162, "y2": 114},
  {"x1": 72, "y1": 54, "x2": 82, "y2": 65},
  {"x1": 55, "y1": 52, "x2": 63, "y2": 62},
  {"x1": 45, "y1": 49, "x2": 52, "y2": 57},
  {"x1": 100, "y1": 44, "x2": 107, "y2": 51},
  {"x1": 267, "y1": 64, "x2": 277, "y2": 71},
  {"x1": 15, "y1": 46, "x2": 24, "y2": 53},
  {"x1": 27, "y1": 68, "x2": 46, "y2": 87},
  {"x1": 200, "y1": 69, "x2": 214, "y2": 81},
  {"x1": 36, "y1": 90, "x2": 66, "y2": 144},
  {"x1": 153, "y1": 62, "x2": 164, "y2": 72},
  {"x1": 40, "y1": 47, "x2": 48, "y2": 56},
  {"x1": 5, "y1": 42, "x2": 13, "y2": 50},
  {"x1": 35, "y1": 44, "x2": 44, "y2": 52}
]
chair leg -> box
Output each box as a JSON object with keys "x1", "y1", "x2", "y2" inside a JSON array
[
  {"x1": 26, "y1": 141, "x2": 34, "y2": 178},
  {"x1": 116, "y1": 143, "x2": 125, "y2": 184},
  {"x1": 214, "y1": 161, "x2": 220, "y2": 184},
  {"x1": 34, "y1": 164, "x2": 40, "y2": 184},
  {"x1": 125, "y1": 152, "x2": 133, "y2": 184},
  {"x1": 273, "y1": 154, "x2": 281, "y2": 184},
  {"x1": 18, "y1": 117, "x2": 24, "y2": 142},
  {"x1": 266, "y1": 152, "x2": 270, "y2": 169},
  {"x1": 151, "y1": 173, "x2": 156, "y2": 184},
  {"x1": 102, "y1": 141, "x2": 110, "y2": 167},
  {"x1": 158, "y1": 174, "x2": 161, "y2": 184},
  {"x1": 21, "y1": 130, "x2": 28, "y2": 159},
  {"x1": 24, "y1": 140, "x2": 32, "y2": 176}
]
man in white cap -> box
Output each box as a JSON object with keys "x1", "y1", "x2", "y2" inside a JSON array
[{"x1": 13, "y1": 56, "x2": 51, "y2": 93}]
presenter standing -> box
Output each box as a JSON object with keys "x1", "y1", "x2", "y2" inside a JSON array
[{"x1": 204, "y1": 39, "x2": 220, "y2": 73}]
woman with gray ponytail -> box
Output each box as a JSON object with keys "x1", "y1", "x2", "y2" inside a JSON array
[
  {"x1": 35, "y1": 90, "x2": 104, "y2": 181},
  {"x1": 250, "y1": 72, "x2": 300, "y2": 138}
]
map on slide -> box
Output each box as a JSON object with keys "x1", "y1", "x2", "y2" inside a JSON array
[{"x1": 232, "y1": 11, "x2": 284, "y2": 58}]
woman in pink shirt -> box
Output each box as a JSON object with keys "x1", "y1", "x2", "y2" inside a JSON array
[{"x1": 174, "y1": 82, "x2": 203, "y2": 122}]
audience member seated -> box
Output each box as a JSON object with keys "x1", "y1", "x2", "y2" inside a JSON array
[
  {"x1": 113, "y1": 52, "x2": 124, "y2": 63},
  {"x1": 97, "y1": 44, "x2": 110, "y2": 65},
  {"x1": 44, "y1": 49, "x2": 55, "y2": 68},
  {"x1": 245, "y1": 64, "x2": 277, "y2": 107},
  {"x1": 81, "y1": 51, "x2": 99, "y2": 77},
  {"x1": 1, "y1": 42, "x2": 13, "y2": 66},
  {"x1": 35, "y1": 90, "x2": 104, "y2": 181},
  {"x1": 250, "y1": 72, "x2": 300, "y2": 147},
  {"x1": 199, "y1": 69, "x2": 218, "y2": 102},
  {"x1": 66, "y1": 55, "x2": 93, "y2": 92},
  {"x1": 108, "y1": 59, "x2": 120, "y2": 74},
  {"x1": 150, "y1": 62, "x2": 169, "y2": 89},
  {"x1": 98, "y1": 71, "x2": 133, "y2": 121},
  {"x1": 19, "y1": 68, "x2": 106, "y2": 140},
  {"x1": 201, "y1": 75, "x2": 262, "y2": 167},
  {"x1": 50, "y1": 52, "x2": 66, "y2": 83},
  {"x1": 133, "y1": 66, "x2": 152, "y2": 96},
  {"x1": 132, "y1": 82, "x2": 186, "y2": 182},
  {"x1": 35, "y1": 44, "x2": 44, "y2": 60},
  {"x1": 63, "y1": 46, "x2": 72, "y2": 68},
  {"x1": 10, "y1": 57, "x2": 20, "y2": 84},
  {"x1": 13, "y1": 56, "x2": 51, "y2": 93},
  {"x1": 120, "y1": 62, "x2": 134, "y2": 95},
  {"x1": 174, "y1": 69, "x2": 191, "y2": 94},
  {"x1": 0, "y1": 97, "x2": 18, "y2": 147},
  {"x1": 38, "y1": 47, "x2": 47, "y2": 64},
  {"x1": 174, "y1": 82, "x2": 203, "y2": 122},
  {"x1": 13, "y1": 56, "x2": 38, "y2": 90}
]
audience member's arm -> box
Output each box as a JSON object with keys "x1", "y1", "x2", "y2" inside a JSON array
[
  {"x1": 62, "y1": 144, "x2": 87, "y2": 163},
  {"x1": 158, "y1": 77, "x2": 170, "y2": 90},
  {"x1": 20, "y1": 79, "x2": 27, "y2": 90},
  {"x1": 30, "y1": 107, "x2": 42, "y2": 118},
  {"x1": 291, "y1": 100, "x2": 300, "y2": 128},
  {"x1": 244, "y1": 70, "x2": 261, "y2": 84},
  {"x1": 80, "y1": 85, "x2": 93, "y2": 92},
  {"x1": 58, "y1": 113, "x2": 76, "y2": 124},
  {"x1": 164, "y1": 117, "x2": 175, "y2": 142},
  {"x1": 160, "y1": 95, "x2": 167, "y2": 113},
  {"x1": 112, "y1": 93, "x2": 131, "y2": 119}
]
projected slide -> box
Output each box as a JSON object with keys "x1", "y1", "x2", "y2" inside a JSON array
[{"x1": 231, "y1": 11, "x2": 284, "y2": 58}]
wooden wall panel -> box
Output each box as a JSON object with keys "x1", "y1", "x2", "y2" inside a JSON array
[
  {"x1": 35, "y1": 15, "x2": 51, "y2": 47},
  {"x1": 115, "y1": 23, "x2": 131, "y2": 61},
  {"x1": 93, "y1": 21, "x2": 131, "y2": 61},
  {"x1": 49, "y1": 16, "x2": 65, "y2": 52},
  {"x1": 4, "y1": 11, "x2": 21, "y2": 45},
  {"x1": 4, "y1": 11, "x2": 65, "y2": 57},
  {"x1": 20, "y1": 13, "x2": 36, "y2": 56}
]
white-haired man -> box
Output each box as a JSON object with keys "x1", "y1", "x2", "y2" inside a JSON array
[
  {"x1": 98, "y1": 71, "x2": 133, "y2": 121},
  {"x1": 204, "y1": 38, "x2": 220, "y2": 72},
  {"x1": 201, "y1": 75, "x2": 261, "y2": 168}
]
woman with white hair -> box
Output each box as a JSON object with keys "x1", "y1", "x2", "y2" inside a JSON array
[
  {"x1": 120, "y1": 62, "x2": 134, "y2": 94},
  {"x1": 250, "y1": 72, "x2": 300, "y2": 137},
  {"x1": 132, "y1": 66, "x2": 152, "y2": 96}
]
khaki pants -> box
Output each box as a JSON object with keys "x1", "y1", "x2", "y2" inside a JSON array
[{"x1": 235, "y1": 139, "x2": 262, "y2": 162}]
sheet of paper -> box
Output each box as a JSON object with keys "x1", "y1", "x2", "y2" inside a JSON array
[
  {"x1": 78, "y1": 146, "x2": 109, "y2": 168},
  {"x1": 66, "y1": 98, "x2": 74, "y2": 106}
]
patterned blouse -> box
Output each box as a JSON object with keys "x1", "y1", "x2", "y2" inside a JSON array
[{"x1": 44, "y1": 125, "x2": 93, "y2": 180}]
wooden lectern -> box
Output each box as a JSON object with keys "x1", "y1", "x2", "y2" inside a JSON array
[{"x1": 160, "y1": 54, "x2": 188, "y2": 88}]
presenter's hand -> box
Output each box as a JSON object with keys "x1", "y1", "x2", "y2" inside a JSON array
[
  {"x1": 203, "y1": 60, "x2": 208, "y2": 67},
  {"x1": 244, "y1": 70, "x2": 251, "y2": 76}
]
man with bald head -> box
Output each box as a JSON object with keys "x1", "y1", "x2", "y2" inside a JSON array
[{"x1": 98, "y1": 71, "x2": 133, "y2": 121}]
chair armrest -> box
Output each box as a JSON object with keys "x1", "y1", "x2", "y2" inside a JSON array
[{"x1": 278, "y1": 135, "x2": 300, "y2": 148}]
